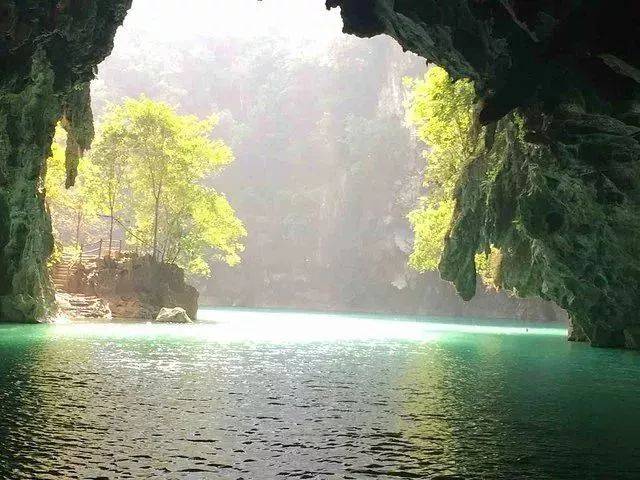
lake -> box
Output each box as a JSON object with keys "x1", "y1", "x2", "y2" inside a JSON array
[{"x1": 0, "y1": 308, "x2": 638, "y2": 479}]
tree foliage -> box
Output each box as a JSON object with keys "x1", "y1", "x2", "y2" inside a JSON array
[
  {"x1": 45, "y1": 126, "x2": 99, "y2": 246},
  {"x1": 87, "y1": 113, "x2": 129, "y2": 255},
  {"x1": 405, "y1": 66, "x2": 497, "y2": 281},
  {"x1": 47, "y1": 97, "x2": 246, "y2": 277}
]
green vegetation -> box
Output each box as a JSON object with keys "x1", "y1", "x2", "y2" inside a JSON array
[
  {"x1": 405, "y1": 67, "x2": 503, "y2": 285},
  {"x1": 405, "y1": 66, "x2": 640, "y2": 344},
  {"x1": 46, "y1": 97, "x2": 246, "y2": 277},
  {"x1": 91, "y1": 32, "x2": 431, "y2": 308},
  {"x1": 45, "y1": 126, "x2": 99, "y2": 247}
]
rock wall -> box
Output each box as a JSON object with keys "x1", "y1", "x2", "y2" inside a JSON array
[
  {"x1": 0, "y1": 1, "x2": 131, "y2": 321},
  {"x1": 68, "y1": 255, "x2": 198, "y2": 320},
  {"x1": 327, "y1": 1, "x2": 640, "y2": 347}
]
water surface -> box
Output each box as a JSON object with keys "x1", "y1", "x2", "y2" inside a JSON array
[{"x1": 0, "y1": 309, "x2": 638, "y2": 479}]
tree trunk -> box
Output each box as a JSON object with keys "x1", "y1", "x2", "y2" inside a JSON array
[
  {"x1": 75, "y1": 210, "x2": 82, "y2": 246},
  {"x1": 108, "y1": 212, "x2": 114, "y2": 259},
  {"x1": 152, "y1": 196, "x2": 160, "y2": 262}
]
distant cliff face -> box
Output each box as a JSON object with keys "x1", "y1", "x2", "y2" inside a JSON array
[
  {"x1": 0, "y1": 1, "x2": 131, "y2": 321},
  {"x1": 327, "y1": 0, "x2": 640, "y2": 347}
]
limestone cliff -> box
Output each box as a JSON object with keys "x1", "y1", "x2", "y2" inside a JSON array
[
  {"x1": 0, "y1": 1, "x2": 131, "y2": 321},
  {"x1": 327, "y1": 0, "x2": 640, "y2": 348}
]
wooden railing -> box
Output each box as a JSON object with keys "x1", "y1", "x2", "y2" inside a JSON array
[
  {"x1": 79, "y1": 239, "x2": 124, "y2": 261},
  {"x1": 52, "y1": 239, "x2": 125, "y2": 292},
  {"x1": 72, "y1": 238, "x2": 160, "y2": 263}
]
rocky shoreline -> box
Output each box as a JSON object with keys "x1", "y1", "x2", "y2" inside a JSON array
[
  {"x1": 55, "y1": 292, "x2": 194, "y2": 324},
  {"x1": 54, "y1": 254, "x2": 198, "y2": 322}
]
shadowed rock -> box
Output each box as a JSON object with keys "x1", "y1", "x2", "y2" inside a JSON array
[{"x1": 0, "y1": 1, "x2": 132, "y2": 322}]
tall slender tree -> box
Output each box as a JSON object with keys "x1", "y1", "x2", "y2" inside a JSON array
[
  {"x1": 87, "y1": 116, "x2": 129, "y2": 257},
  {"x1": 45, "y1": 126, "x2": 99, "y2": 247}
]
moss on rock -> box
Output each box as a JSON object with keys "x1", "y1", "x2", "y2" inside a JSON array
[{"x1": 0, "y1": 1, "x2": 131, "y2": 322}]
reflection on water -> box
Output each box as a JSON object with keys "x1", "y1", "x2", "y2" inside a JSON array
[{"x1": 0, "y1": 309, "x2": 638, "y2": 479}]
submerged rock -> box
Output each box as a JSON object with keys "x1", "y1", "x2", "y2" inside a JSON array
[{"x1": 154, "y1": 307, "x2": 192, "y2": 324}]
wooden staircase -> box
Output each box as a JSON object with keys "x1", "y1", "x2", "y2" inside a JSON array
[
  {"x1": 56, "y1": 292, "x2": 112, "y2": 319},
  {"x1": 51, "y1": 253, "x2": 76, "y2": 292},
  {"x1": 52, "y1": 240, "x2": 125, "y2": 293},
  {"x1": 51, "y1": 240, "x2": 123, "y2": 321}
]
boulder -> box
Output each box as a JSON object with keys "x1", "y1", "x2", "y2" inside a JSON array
[{"x1": 154, "y1": 307, "x2": 192, "y2": 324}]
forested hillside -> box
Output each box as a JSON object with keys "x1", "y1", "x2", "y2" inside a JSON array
[{"x1": 92, "y1": 1, "x2": 563, "y2": 321}]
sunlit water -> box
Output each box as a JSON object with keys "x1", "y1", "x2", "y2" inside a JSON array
[{"x1": 0, "y1": 309, "x2": 639, "y2": 479}]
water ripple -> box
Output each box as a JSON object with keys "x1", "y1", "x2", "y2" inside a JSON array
[{"x1": 0, "y1": 314, "x2": 639, "y2": 479}]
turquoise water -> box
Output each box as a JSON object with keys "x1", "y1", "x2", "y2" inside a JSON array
[{"x1": 0, "y1": 308, "x2": 639, "y2": 479}]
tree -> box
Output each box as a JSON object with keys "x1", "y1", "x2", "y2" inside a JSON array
[
  {"x1": 405, "y1": 66, "x2": 496, "y2": 280},
  {"x1": 164, "y1": 186, "x2": 246, "y2": 276},
  {"x1": 45, "y1": 126, "x2": 99, "y2": 246},
  {"x1": 87, "y1": 116, "x2": 129, "y2": 257},
  {"x1": 95, "y1": 96, "x2": 246, "y2": 276}
]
